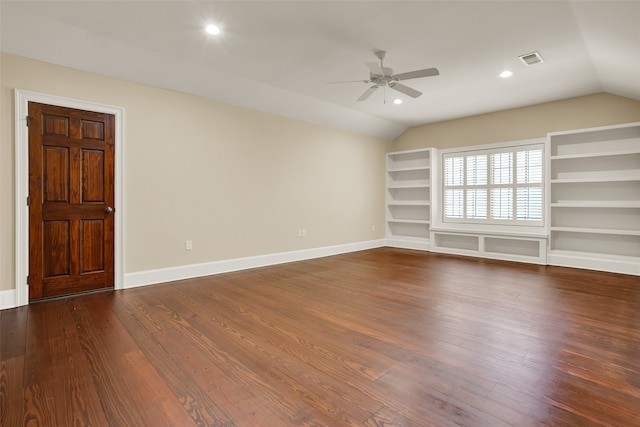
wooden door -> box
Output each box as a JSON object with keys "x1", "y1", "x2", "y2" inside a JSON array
[{"x1": 28, "y1": 102, "x2": 115, "y2": 301}]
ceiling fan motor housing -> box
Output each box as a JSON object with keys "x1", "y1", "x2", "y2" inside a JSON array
[{"x1": 370, "y1": 69, "x2": 397, "y2": 86}]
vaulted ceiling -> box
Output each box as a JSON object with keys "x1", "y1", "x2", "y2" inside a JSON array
[{"x1": 2, "y1": 1, "x2": 639, "y2": 140}]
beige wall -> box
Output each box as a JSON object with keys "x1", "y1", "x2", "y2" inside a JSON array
[
  {"x1": 4, "y1": 53, "x2": 640, "y2": 295},
  {"x1": 394, "y1": 93, "x2": 640, "y2": 151},
  {"x1": 0, "y1": 53, "x2": 391, "y2": 292}
]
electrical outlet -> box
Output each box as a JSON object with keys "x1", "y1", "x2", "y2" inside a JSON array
[
  {"x1": 185, "y1": 240, "x2": 193, "y2": 251},
  {"x1": 302, "y1": 229, "x2": 307, "y2": 237},
  {"x1": 371, "y1": 225, "x2": 376, "y2": 231}
]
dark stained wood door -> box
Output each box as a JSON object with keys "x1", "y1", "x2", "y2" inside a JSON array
[{"x1": 28, "y1": 102, "x2": 115, "y2": 301}]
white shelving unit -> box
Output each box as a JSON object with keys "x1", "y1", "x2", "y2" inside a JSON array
[
  {"x1": 430, "y1": 227, "x2": 547, "y2": 264},
  {"x1": 547, "y1": 122, "x2": 640, "y2": 275},
  {"x1": 386, "y1": 148, "x2": 433, "y2": 250}
]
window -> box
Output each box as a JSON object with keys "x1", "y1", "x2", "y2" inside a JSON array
[{"x1": 443, "y1": 144, "x2": 543, "y2": 225}]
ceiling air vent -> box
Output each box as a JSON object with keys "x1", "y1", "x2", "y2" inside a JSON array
[{"x1": 518, "y1": 51, "x2": 544, "y2": 66}]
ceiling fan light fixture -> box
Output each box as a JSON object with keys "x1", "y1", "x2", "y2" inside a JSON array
[
  {"x1": 393, "y1": 99, "x2": 403, "y2": 105},
  {"x1": 205, "y1": 24, "x2": 221, "y2": 35},
  {"x1": 499, "y1": 70, "x2": 513, "y2": 78}
]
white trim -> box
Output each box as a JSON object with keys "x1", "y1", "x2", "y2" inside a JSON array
[
  {"x1": 14, "y1": 89, "x2": 125, "y2": 307},
  {"x1": 548, "y1": 251, "x2": 640, "y2": 276},
  {"x1": 385, "y1": 237, "x2": 430, "y2": 251},
  {"x1": 387, "y1": 147, "x2": 435, "y2": 156},
  {"x1": 430, "y1": 225, "x2": 548, "y2": 238},
  {"x1": 0, "y1": 290, "x2": 17, "y2": 311},
  {"x1": 438, "y1": 137, "x2": 545, "y2": 156},
  {"x1": 124, "y1": 239, "x2": 386, "y2": 289},
  {"x1": 546, "y1": 121, "x2": 640, "y2": 138}
]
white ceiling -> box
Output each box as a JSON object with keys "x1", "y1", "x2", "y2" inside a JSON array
[{"x1": 2, "y1": 1, "x2": 639, "y2": 140}]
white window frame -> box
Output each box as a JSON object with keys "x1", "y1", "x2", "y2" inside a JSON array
[{"x1": 440, "y1": 139, "x2": 545, "y2": 228}]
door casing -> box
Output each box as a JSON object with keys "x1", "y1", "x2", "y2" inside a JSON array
[{"x1": 15, "y1": 89, "x2": 125, "y2": 306}]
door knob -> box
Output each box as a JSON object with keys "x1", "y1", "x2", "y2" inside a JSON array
[{"x1": 105, "y1": 206, "x2": 114, "y2": 214}]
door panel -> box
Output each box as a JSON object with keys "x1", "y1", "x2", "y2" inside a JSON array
[
  {"x1": 80, "y1": 219, "x2": 104, "y2": 273},
  {"x1": 29, "y1": 102, "x2": 115, "y2": 301},
  {"x1": 82, "y1": 149, "x2": 105, "y2": 202},
  {"x1": 43, "y1": 146, "x2": 70, "y2": 202},
  {"x1": 43, "y1": 114, "x2": 69, "y2": 136},
  {"x1": 80, "y1": 119, "x2": 104, "y2": 140},
  {"x1": 42, "y1": 221, "x2": 70, "y2": 277}
]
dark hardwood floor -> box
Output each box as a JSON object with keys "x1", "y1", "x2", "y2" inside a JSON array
[{"x1": 1, "y1": 248, "x2": 639, "y2": 426}]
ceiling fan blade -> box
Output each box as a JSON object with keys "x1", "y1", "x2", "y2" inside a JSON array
[
  {"x1": 327, "y1": 79, "x2": 370, "y2": 84},
  {"x1": 394, "y1": 68, "x2": 440, "y2": 81},
  {"x1": 365, "y1": 61, "x2": 384, "y2": 76},
  {"x1": 357, "y1": 85, "x2": 379, "y2": 102},
  {"x1": 389, "y1": 82, "x2": 422, "y2": 98}
]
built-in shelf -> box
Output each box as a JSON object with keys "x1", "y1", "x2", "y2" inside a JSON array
[
  {"x1": 548, "y1": 122, "x2": 640, "y2": 276},
  {"x1": 550, "y1": 227, "x2": 640, "y2": 236},
  {"x1": 386, "y1": 148, "x2": 433, "y2": 250},
  {"x1": 549, "y1": 232, "x2": 640, "y2": 261},
  {"x1": 550, "y1": 148, "x2": 640, "y2": 160},
  {"x1": 387, "y1": 184, "x2": 430, "y2": 189},
  {"x1": 388, "y1": 201, "x2": 430, "y2": 206},
  {"x1": 430, "y1": 229, "x2": 546, "y2": 264},
  {"x1": 387, "y1": 166, "x2": 430, "y2": 172},
  {"x1": 548, "y1": 249, "x2": 640, "y2": 263},
  {"x1": 388, "y1": 219, "x2": 430, "y2": 225},
  {"x1": 383, "y1": 124, "x2": 640, "y2": 275},
  {"x1": 550, "y1": 176, "x2": 640, "y2": 184},
  {"x1": 550, "y1": 201, "x2": 640, "y2": 208}
]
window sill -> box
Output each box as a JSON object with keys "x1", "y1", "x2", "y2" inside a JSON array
[{"x1": 430, "y1": 224, "x2": 547, "y2": 238}]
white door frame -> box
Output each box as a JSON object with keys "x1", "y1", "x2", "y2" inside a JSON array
[{"x1": 14, "y1": 89, "x2": 125, "y2": 306}]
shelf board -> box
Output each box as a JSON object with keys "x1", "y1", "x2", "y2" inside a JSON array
[
  {"x1": 388, "y1": 148, "x2": 432, "y2": 156},
  {"x1": 551, "y1": 201, "x2": 640, "y2": 208},
  {"x1": 387, "y1": 201, "x2": 430, "y2": 206},
  {"x1": 387, "y1": 184, "x2": 430, "y2": 189},
  {"x1": 548, "y1": 122, "x2": 640, "y2": 140},
  {"x1": 387, "y1": 166, "x2": 430, "y2": 173},
  {"x1": 550, "y1": 175, "x2": 640, "y2": 184},
  {"x1": 388, "y1": 219, "x2": 430, "y2": 225},
  {"x1": 550, "y1": 226, "x2": 640, "y2": 236},
  {"x1": 430, "y1": 226, "x2": 547, "y2": 238},
  {"x1": 550, "y1": 148, "x2": 640, "y2": 160}
]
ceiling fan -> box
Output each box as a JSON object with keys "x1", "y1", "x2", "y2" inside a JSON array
[{"x1": 332, "y1": 50, "x2": 439, "y2": 102}]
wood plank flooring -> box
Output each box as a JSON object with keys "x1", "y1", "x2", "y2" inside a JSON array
[{"x1": 1, "y1": 248, "x2": 639, "y2": 426}]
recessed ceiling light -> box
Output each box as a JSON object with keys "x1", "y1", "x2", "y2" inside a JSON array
[
  {"x1": 499, "y1": 70, "x2": 513, "y2": 78},
  {"x1": 393, "y1": 99, "x2": 403, "y2": 105},
  {"x1": 205, "y1": 24, "x2": 221, "y2": 35}
]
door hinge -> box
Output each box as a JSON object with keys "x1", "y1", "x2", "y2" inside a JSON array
[
  {"x1": 25, "y1": 115, "x2": 34, "y2": 127},
  {"x1": 26, "y1": 196, "x2": 30, "y2": 206},
  {"x1": 27, "y1": 276, "x2": 30, "y2": 285}
]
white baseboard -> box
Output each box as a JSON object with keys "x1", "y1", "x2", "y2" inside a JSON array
[
  {"x1": 0, "y1": 239, "x2": 386, "y2": 310},
  {"x1": 124, "y1": 239, "x2": 386, "y2": 289},
  {"x1": 386, "y1": 237, "x2": 430, "y2": 251},
  {"x1": 0, "y1": 289, "x2": 17, "y2": 310},
  {"x1": 548, "y1": 251, "x2": 640, "y2": 276}
]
